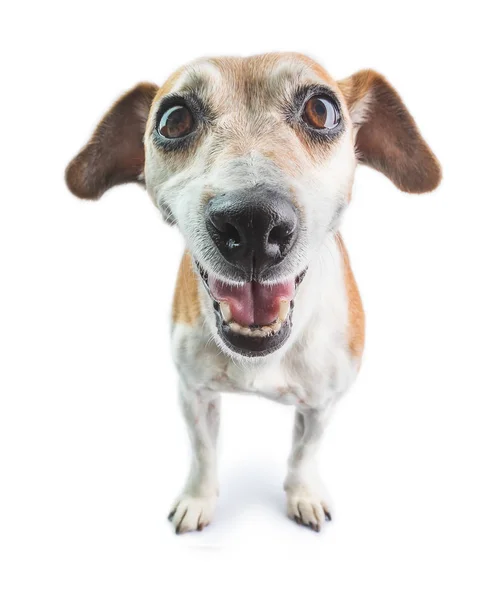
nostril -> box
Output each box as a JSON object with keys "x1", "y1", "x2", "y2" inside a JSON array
[
  {"x1": 268, "y1": 224, "x2": 295, "y2": 247},
  {"x1": 223, "y1": 223, "x2": 242, "y2": 249},
  {"x1": 209, "y1": 213, "x2": 243, "y2": 249},
  {"x1": 205, "y1": 190, "x2": 299, "y2": 274}
]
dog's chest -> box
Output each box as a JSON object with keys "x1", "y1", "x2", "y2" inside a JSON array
[
  {"x1": 172, "y1": 240, "x2": 359, "y2": 406},
  {"x1": 201, "y1": 337, "x2": 355, "y2": 407},
  {"x1": 210, "y1": 359, "x2": 307, "y2": 405}
]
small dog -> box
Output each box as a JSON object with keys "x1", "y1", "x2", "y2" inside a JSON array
[{"x1": 66, "y1": 53, "x2": 441, "y2": 533}]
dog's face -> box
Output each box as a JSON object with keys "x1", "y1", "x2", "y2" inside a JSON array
[
  {"x1": 66, "y1": 53, "x2": 441, "y2": 358},
  {"x1": 145, "y1": 55, "x2": 358, "y2": 357}
]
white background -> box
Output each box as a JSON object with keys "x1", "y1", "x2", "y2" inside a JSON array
[{"x1": 1, "y1": 1, "x2": 495, "y2": 598}]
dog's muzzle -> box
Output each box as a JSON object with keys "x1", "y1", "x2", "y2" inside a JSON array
[
  {"x1": 198, "y1": 185, "x2": 305, "y2": 357},
  {"x1": 205, "y1": 185, "x2": 299, "y2": 279}
]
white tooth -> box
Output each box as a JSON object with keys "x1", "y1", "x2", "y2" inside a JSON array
[
  {"x1": 271, "y1": 321, "x2": 282, "y2": 333},
  {"x1": 220, "y1": 302, "x2": 232, "y2": 323},
  {"x1": 229, "y1": 321, "x2": 241, "y2": 333},
  {"x1": 240, "y1": 327, "x2": 251, "y2": 336},
  {"x1": 262, "y1": 326, "x2": 273, "y2": 335},
  {"x1": 279, "y1": 300, "x2": 290, "y2": 321},
  {"x1": 251, "y1": 328, "x2": 265, "y2": 337}
]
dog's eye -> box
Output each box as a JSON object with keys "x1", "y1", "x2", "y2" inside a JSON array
[
  {"x1": 302, "y1": 96, "x2": 339, "y2": 130},
  {"x1": 158, "y1": 105, "x2": 194, "y2": 139}
]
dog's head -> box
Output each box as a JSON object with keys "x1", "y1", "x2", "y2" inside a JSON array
[{"x1": 66, "y1": 53, "x2": 441, "y2": 358}]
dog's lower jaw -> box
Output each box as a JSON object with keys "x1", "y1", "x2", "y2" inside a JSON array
[
  {"x1": 214, "y1": 310, "x2": 293, "y2": 358},
  {"x1": 196, "y1": 261, "x2": 307, "y2": 358}
]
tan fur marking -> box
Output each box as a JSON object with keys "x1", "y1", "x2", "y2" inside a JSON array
[
  {"x1": 145, "y1": 67, "x2": 186, "y2": 138},
  {"x1": 338, "y1": 70, "x2": 442, "y2": 193},
  {"x1": 292, "y1": 53, "x2": 336, "y2": 86},
  {"x1": 336, "y1": 234, "x2": 365, "y2": 360},
  {"x1": 338, "y1": 70, "x2": 375, "y2": 108},
  {"x1": 172, "y1": 252, "x2": 201, "y2": 325},
  {"x1": 201, "y1": 188, "x2": 216, "y2": 204},
  {"x1": 155, "y1": 67, "x2": 185, "y2": 101}
]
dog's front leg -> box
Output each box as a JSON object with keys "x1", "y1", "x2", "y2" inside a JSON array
[
  {"x1": 284, "y1": 406, "x2": 332, "y2": 531},
  {"x1": 168, "y1": 382, "x2": 220, "y2": 534}
]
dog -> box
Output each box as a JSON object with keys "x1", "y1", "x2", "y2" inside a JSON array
[{"x1": 66, "y1": 52, "x2": 441, "y2": 534}]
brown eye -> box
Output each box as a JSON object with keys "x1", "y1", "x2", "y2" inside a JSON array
[
  {"x1": 302, "y1": 96, "x2": 339, "y2": 130},
  {"x1": 158, "y1": 105, "x2": 194, "y2": 139}
]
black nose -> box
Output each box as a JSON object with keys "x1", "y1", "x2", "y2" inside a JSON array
[{"x1": 205, "y1": 186, "x2": 298, "y2": 277}]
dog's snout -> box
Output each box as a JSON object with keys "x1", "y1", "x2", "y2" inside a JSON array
[{"x1": 205, "y1": 186, "x2": 298, "y2": 276}]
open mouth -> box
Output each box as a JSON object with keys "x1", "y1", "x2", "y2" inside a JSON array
[{"x1": 196, "y1": 263, "x2": 306, "y2": 357}]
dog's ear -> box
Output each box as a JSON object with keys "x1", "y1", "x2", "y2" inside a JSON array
[
  {"x1": 338, "y1": 70, "x2": 441, "y2": 193},
  {"x1": 65, "y1": 82, "x2": 158, "y2": 200}
]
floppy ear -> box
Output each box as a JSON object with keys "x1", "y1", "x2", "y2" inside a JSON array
[
  {"x1": 65, "y1": 82, "x2": 158, "y2": 200},
  {"x1": 338, "y1": 70, "x2": 441, "y2": 193}
]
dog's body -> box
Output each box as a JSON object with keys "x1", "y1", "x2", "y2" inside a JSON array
[
  {"x1": 173, "y1": 238, "x2": 361, "y2": 404},
  {"x1": 66, "y1": 53, "x2": 440, "y2": 533}
]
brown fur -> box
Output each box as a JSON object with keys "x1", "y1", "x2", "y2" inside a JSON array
[
  {"x1": 155, "y1": 67, "x2": 186, "y2": 102},
  {"x1": 172, "y1": 252, "x2": 201, "y2": 325},
  {"x1": 338, "y1": 70, "x2": 441, "y2": 193},
  {"x1": 65, "y1": 54, "x2": 438, "y2": 357},
  {"x1": 65, "y1": 83, "x2": 158, "y2": 200},
  {"x1": 336, "y1": 234, "x2": 365, "y2": 360},
  {"x1": 151, "y1": 54, "x2": 343, "y2": 179}
]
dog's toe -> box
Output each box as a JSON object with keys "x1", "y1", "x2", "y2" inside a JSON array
[
  {"x1": 169, "y1": 494, "x2": 217, "y2": 534},
  {"x1": 287, "y1": 492, "x2": 331, "y2": 532}
]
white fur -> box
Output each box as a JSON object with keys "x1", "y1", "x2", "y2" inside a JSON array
[
  {"x1": 169, "y1": 237, "x2": 359, "y2": 532},
  {"x1": 146, "y1": 56, "x2": 360, "y2": 533}
]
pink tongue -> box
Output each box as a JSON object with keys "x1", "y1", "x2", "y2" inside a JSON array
[{"x1": 209, "y1": 276, "x2": 295, "y2": 326}]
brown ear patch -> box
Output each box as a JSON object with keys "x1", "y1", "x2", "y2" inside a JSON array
[
  {"x1": 65, "y1": 82, "x2": 158, "y2": 200},
  {"x1": 339, "y1": 70, "x2": 441, "y2": 194}
]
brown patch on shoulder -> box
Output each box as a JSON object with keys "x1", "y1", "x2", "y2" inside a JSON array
[
  {"x1": 172, "y1": 252, "x2": 201, "y2": 325},
  {"x1": 336, "y1": 234, "x2": 365, "y2": 361}
]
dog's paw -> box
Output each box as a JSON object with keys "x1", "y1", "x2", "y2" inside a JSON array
[
  {"x1": 168, "y1": 494, "x2": 217, "y2": 534},
  {"x1": 286, "y1": 489, "x2": 332, "y2": 532}
]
